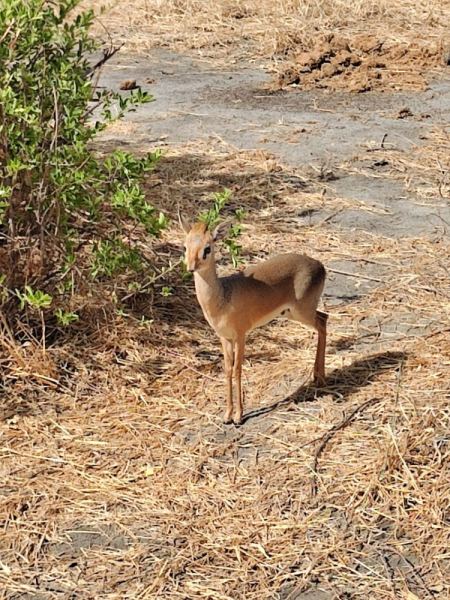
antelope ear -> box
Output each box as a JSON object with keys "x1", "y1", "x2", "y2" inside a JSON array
[
  {"x1": 178, "y1": 211, "x2": 192, "y2": 235},
  {"x1": 213, "y1": 220, "x2": 231, "y2": 242}
]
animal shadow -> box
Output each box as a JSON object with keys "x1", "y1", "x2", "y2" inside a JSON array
[{"x1": 241, "y1": 350, "x2": 406, "y2": 424}]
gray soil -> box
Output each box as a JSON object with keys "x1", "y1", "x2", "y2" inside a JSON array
[{"x1": 98, "y1": 49, "x2": 450, "y2": 166}]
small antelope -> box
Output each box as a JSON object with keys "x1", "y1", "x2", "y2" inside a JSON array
[{"x1": 179, "y1": 214, "x2": 328, "y2": 425}]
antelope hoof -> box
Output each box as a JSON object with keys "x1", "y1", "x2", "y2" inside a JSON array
[
  {"x1": 223, "y1": 411, "x2": 233, "y2": 425},
  {"x1": 233, "y1": 415, "x2": 243, "y2": 427},
  {"x1": 313, "y1": 374, "x2": 325, "y2": 387}
]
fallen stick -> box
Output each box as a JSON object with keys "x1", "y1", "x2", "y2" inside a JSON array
[{"x1": 327, "y1": 267, "x2": 383, "y2": 283}]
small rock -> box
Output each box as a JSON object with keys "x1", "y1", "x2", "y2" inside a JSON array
[
  {"x1": 119, "y1": 79, "x2": 138, "y2": 91},
  {"x1": 396, "y1": 107, "x2": 413, "y2": 119},
  {"x1": 277, "y1": 69, "x2": 300, "y2": 87}
]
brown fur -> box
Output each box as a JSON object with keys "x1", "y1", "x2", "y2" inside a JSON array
[{"x1": 180, "y1": 214, "x2": 328, "y2": 425}]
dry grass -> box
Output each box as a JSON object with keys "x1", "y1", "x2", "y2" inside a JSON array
[
  {"x1": 1, "y1": 137, "x2": 450, "y2": 598},
  {"x1": 79, "y1": 0, "x2": 450, "y2": 93},
  {"x1": 85, "y1": 0, "x2": 450, "y2": 69},
  {"x1": 2, "y1": 1, "x2": 450, "y2": 597},
  {"x1": 373, "y1": 126, "x2": 450, "y2": 202}
]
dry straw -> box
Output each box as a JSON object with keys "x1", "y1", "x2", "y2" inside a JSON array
[
  {"x1": 82, "y1": 0, "x2": 450, "y2": 94},
  {"x1": 2, "y1": 1, "x2": 450, "y2": 597},
  {"x1": 84, "y1": 0, "x2": 450, "y2": 71},
  {"x1": 1, "y1": 136, "x2": 449, "y2": 598}
]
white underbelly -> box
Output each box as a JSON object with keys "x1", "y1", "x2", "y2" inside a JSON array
[
  {"x1": 250, "y1": 304, "x2": 292, "y2": 331},
  {"x1": 202, "y1": 303, "x2": 292, "y2": 339}
]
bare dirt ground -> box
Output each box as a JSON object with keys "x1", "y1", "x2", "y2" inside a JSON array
[{"x1": 2, "y1": 2, "x2": 450, "y2": 599}]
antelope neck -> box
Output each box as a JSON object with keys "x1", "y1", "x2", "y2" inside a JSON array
[{"x1": 193, "y1": 261, "x2": 224, "y2": 314}]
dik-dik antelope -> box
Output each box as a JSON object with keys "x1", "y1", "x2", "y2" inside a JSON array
[{"x1": 179, "y1": 214, "x2": 328, "y2": 425}]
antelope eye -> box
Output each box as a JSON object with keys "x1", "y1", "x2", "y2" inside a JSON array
[{"x1": 203, "y1": 246, "x2": 211, "y2": 259}]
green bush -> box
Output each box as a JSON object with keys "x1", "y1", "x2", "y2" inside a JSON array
[
  {"x1": 0, "y1": 0, "x2": 168, "y2": 318},
  {"x1": 199, "y1": 189, "x2": 246, "y2": 267}
]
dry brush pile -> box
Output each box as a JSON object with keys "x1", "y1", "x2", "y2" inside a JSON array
[{"x1": 85, "y1": 0, "x2": 450, "y2": 92}]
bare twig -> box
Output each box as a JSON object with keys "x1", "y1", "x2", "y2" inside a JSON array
[
  {"x1": 86, "y1": 44, "x2": 124, "y2": 77},
  {"x1": 327, "y1": 267, "x2": 383, "y2": 283}
]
